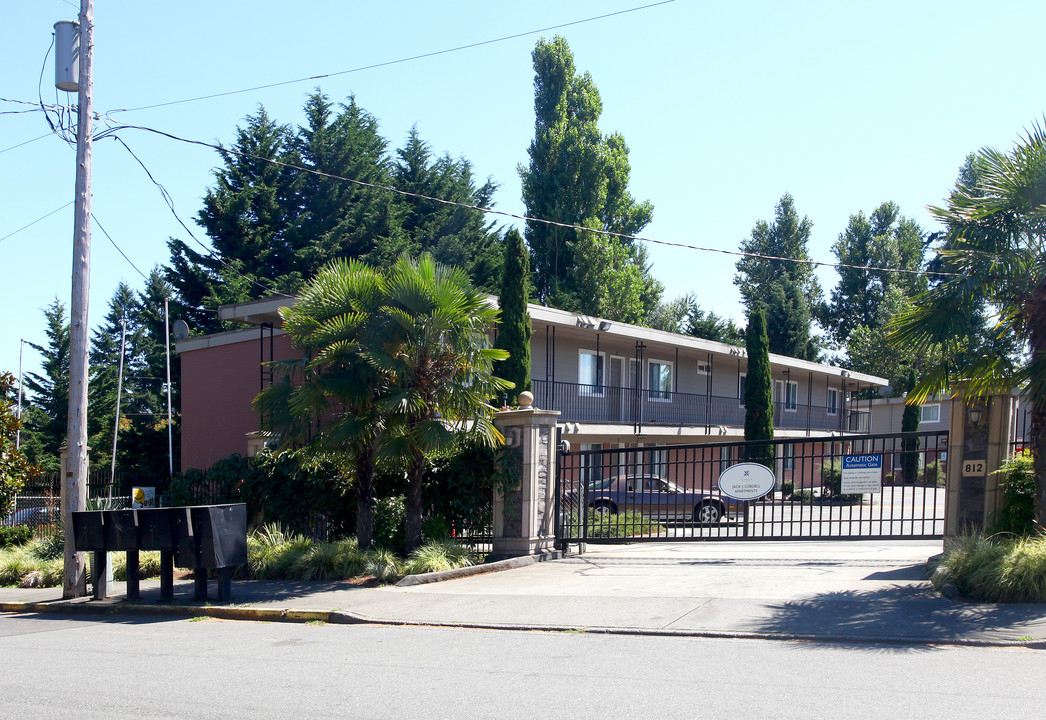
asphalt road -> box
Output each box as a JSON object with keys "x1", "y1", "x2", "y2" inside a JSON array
[{"x1": 1, "y1": 614, "x2": 1042, "y2": 719}]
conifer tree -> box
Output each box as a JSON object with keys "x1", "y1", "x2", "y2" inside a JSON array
[
  {"x1": 494, "y1": 229, "x2": 532, "y2": 404},
  {"x1": 743, "y1": 307, "x2": 774, "y2": 469},
  {"x1": 900, "y1": 369, "x2": 921, "y2": 483}
]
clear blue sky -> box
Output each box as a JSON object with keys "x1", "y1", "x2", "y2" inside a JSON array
[{"x1": 3, "y1": 0, "x2": 1045, "y2": 382}]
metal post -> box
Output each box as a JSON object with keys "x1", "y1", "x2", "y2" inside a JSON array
[
  {"x1": 16, "y1": 339, "x2": 24, "y2": 451},
  {"x1": 164, "y1": 297, "x2": 173, "y2": 477},
  {"x1": 109, "y1": 317, "x2": 127, "y2": 498},
  {"x1": 63, "y1": 0, "x2": 94, "y2": 599}
]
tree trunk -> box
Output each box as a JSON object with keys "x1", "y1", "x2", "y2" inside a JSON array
[
  {"x1": 404, "y1": 449, "x2": 426, "y2": 553},
  {"x1": 354, "y1": 445, "x2": 375, "y2": 549},
  {"x1": 1030, "y1": 300, "x2": 1046, "y2": 527}
]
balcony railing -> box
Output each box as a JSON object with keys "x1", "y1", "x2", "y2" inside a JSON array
[{"x1": 532, "y1": 379, "x2": 860, "y2": 433}]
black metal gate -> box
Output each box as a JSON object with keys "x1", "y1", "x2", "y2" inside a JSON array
[{"x1": 555, "y1": 431, "x2": 947, "y2": 545}]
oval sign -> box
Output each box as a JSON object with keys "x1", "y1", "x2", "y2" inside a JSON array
[{"x1": 717, "y1": 462, "x2": 776, "y2": 501}]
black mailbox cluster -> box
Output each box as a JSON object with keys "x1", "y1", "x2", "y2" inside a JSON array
[{"x1": 71, "y1": 504, "x2": 247, "y2": 602}]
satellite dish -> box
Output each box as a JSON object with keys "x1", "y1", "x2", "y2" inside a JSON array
[
  {"x1": 172, "y1": 319, "x2": 190, "y2": 342},
  {"x1": 877, "y1": 385, "x2": 894, "y2": 398}
]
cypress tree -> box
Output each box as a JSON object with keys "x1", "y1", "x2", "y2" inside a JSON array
[
  {"x1": 744, "y1": 307, "x2": 775, "y2": 469},
  {"x1": 900, "y1": 368, "x2": 921, "y2": 482},
  {"x1": 494, "y1": 228, "x2": 532, "y2": 405}
]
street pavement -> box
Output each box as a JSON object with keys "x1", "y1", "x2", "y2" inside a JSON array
[{"x1": 3, "y1": 539, "x2": 1046, "y2": 647}]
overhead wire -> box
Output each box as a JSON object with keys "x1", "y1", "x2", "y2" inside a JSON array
[
  {"x1": 91, "y1": 213, "x2": 150, "y2": 282},
  {"x1": 106, "y1": 122, "x2": 957, "y2": 279},
  {"x1": 0, "y1": 202, "x2": 74, "y2": 244},
  {"x1": 0, "y1": 133, "x2": 53, "y2": 155},
  {"x1": 106, "y1": 1, "x2": 677, "y2": 115},
  {"x1": 106, "y1": 134, "x2": 293, "y2": 299}
]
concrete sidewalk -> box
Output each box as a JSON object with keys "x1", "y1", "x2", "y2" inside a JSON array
[{"x1": 3, "y1": 540, "x2": 1046, "y2": 647}]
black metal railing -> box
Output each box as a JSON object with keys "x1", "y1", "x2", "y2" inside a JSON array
[
  {"x1": 556, "y1": 431, "x2": 948, "y2": 544},
  {"x1": 533, "y1": 379, "x2": 855, "y2": 432}
]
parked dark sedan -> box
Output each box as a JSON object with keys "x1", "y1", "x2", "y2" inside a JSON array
[
  {"x1": 582, "y1": 474, "x2": 739, "y2": 523},
  {"x1": 6, "y1": 506, "x2": 61, "y2": 529}
]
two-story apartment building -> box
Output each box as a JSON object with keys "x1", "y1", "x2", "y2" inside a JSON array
[{"x1": 176, "y1": 295, "x2": 889, "y2": 474}]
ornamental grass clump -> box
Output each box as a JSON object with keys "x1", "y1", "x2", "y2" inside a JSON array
[
  {"x1": 932, "y1": 532, "x2": 1046, "y2": 603},
  {"x1": 402, "y1": 539, "x2": 475, "y2": 575}
]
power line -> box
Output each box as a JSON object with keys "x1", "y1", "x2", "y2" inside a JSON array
[
  {"x1": 110, "y1": 122, "x2": 956, "y2": 279},
  {"x1": 107, "y1": 134, "x2": 294, "y2": 299},
  {"x1": 0, "y1": 132, "x2": 53, "y2": 155},
  {"x1": 106, "y1": 1, "x2": 676, "y2": 114},
  {"x1": 0, "y1": 202, "x2": 73, "y2": 244},
  {"x1": 91, "y1": 213, "x2": 149, "y2": 282}
]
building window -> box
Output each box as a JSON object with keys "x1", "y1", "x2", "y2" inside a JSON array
[
  {"x1": 578, "y1": 350, "x2": 605, "y2": 396},
  {"x1": 738, "y1": 373, "x2": 746, "y2": 408},
  {"x1": 648, "y1": 359, "x2": 673, "y2": 401},
  {"x1": 827, "y1": 388, "x2": 839, "y2": 416},
  {"x1": 783, "y1": 444, "x2": 795, "y2": 471},
  {"x1": 719, "y1": 445, "x2": 733, "y2": 474},
  {"x1": 920, "y1": 404, "x2": 941, "y2": 424},
  {"x1": 785, "y1": 380, "x2": 798, "y2": 412},
  {"x1": 648, "y1": 448, "x2": 667, "y2": 477},
  {"x1": 696, "y1": 361, "x2": 711, "y2": 375}
]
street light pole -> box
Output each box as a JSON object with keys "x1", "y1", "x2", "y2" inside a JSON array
[
  {"x1": 63, "y1": 0, "x2": 94, "y2": 598},
  {"x1": 16, "y1": 339, "x2": 24, "y2": 451}
]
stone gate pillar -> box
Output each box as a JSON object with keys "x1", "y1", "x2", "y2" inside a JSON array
[
  {"x1": 945, "y1": 389, "x2": 1015, "y2": 540},
  {"x1": 491, "y1": 392, "x2": 560, "y2": 559}
]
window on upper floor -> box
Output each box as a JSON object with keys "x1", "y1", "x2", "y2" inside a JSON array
[
  {"x1": 920, "y1": 403, "x2": 941, "y2": 424},
  {"x1": 578, "y1": 350, "x2": 605, "y2": 397},
  {"x1": 696, "y1": 361, "x2": 711, "y2": 375},
  {"x1": 827, "y1": 387, "x2": 839, "y2": 416},
  {"x1": 738, "y1": 373, "x2": 747, "y2": 408},
  {"x1": 648, "y1": 359, "x2": 673, "y2": 401}
]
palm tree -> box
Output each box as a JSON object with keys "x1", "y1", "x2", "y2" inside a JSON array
[
  {"x1": 255, "y1": 259, "x2": 388, "y2": 548},
  {"x1": 890, "y1": 121, "x2": 1046, "y2": 523},
  {"x1": 369, "y1": 254, "x2": 511, "y2": 551}
]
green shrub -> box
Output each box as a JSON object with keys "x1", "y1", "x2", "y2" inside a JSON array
[
  {"x1": 991, "y1": 452, "x2": 1037, "y2": 537},
  {"x1": 372, "y1": 497, "x2": 406, "y2": 552},
  {"x1": 0, "y1": 525, "x2": 32, "y2": 548},
  {"x1": 789, "y1": 489, "x2": 814, "y2": 503},
  {"x1": 819, "y1": 459, "x2": 862, "y2": 502},
  {"x1": 922, "y1": 459, "x2": 946, "y2": 487},
  {"x1": 363, "y1": 547, "x2": 401, "y2": 582},
  {"x1": 780, "y1": 481, "x2": 794, "y2": 498},
  {"x1": 402, "y1": 539, "x2": 475, "y2": 575},
  {"x1": 933, "y1": 532, "x2": 1046, "y2": 602},
  {"x1": 570, "y1": 510, "x2": 662, "y2": 538}
]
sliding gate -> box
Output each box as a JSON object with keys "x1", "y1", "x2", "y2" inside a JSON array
[{"x1": 556, "y1": 431, "x2": 947, "y2": 545}]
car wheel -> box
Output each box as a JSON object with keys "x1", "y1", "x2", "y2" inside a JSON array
[
  {"x1": 590, "y1": 501, "x2": 615, "y2": 518},
  {"x1": 694, "y1": 501, "x2": 722, "y2": 524}
]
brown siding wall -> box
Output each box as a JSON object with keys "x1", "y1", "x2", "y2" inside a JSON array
[{"x1": 180, "y1": 333, "x2": 297, "y2": 470}]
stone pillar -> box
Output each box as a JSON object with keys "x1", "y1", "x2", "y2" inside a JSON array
[
  {"x1": 491, "y1": 392, "x2": 561, "y2": 559},
  {"x1": 945, "y1": 390, "x2": 1015, "y2": 539}
]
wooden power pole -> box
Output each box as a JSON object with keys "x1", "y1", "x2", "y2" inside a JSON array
[{"x1": 63, "y1": 0, "x2": 94, "y2": 598}]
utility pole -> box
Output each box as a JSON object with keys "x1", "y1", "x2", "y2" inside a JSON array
[{"x1": 63, "y1": 0, "x2": 94, "y2": 598}]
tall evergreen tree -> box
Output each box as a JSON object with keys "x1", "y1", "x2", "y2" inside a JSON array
[
  {"x1": 900, "y1": 368, "x2": 921, "y2": 483},
  {"x1": 734, "y1": 194, "x2": 821, "y2": 360},
  {"x1": 519, "y1": 36, "x2": 658, "y2": 319},
  {"x1": 493, "y1": 229, "x2": 532, "y2": 404},
  {"x1": 743, "y1": 307, "x2": 774, "y2": 469},
  {"x1": 22, "y1": 299, "x2": 70, "y2": 470},
  {"x1": 823, "y1": 201, "x2": 925, "y2": 345}
]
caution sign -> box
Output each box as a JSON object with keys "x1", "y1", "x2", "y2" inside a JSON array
[{"x1": 841, "y1": 455, "x2": 882, "y2": 495}]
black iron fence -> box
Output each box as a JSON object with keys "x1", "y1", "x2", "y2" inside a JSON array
[
  {"x1": 556, "y1": 431, "x2": 948, "y2": 545},
  {"x1": 533, "y1": 379, "x2": 866, "y2": 433}
]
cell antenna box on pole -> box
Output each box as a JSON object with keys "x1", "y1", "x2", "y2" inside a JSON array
[{"x1": 54, "y1": 20, "x2": 80, "y2": 92}]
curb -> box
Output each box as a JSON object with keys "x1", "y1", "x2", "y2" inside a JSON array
[
  {"x1": 394, "y1": 552, "x2": 559, "y2": 587},
  {"x1": 4, "y1": 599, "x2": 1044, "y2": 650}
]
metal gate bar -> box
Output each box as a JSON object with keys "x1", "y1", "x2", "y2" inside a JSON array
[{"x1": 556, "y1": 431, "x2": 948, "y2": 546}]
